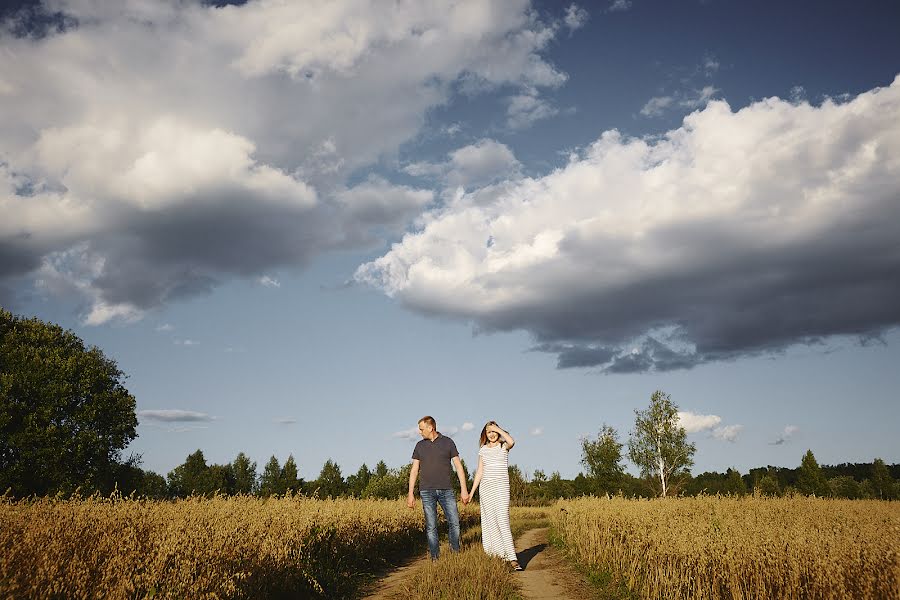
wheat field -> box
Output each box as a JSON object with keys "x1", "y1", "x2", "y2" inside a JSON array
[
  {"x1": 551, "y1": 495, "x2": 900, "y2": 600},
  {"x1": 0, "y1": 492, "x2": 478, "y2": 599}
]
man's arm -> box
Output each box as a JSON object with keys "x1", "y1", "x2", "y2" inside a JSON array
[
  {"x1": 407, "y1": 459, "x2": 420, "y2": 509},
  {"x1": 452, "y1": 456, "x2": 469, "y2": 502}
]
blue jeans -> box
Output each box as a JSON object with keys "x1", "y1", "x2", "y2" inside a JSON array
[{"x1": 419, "y1": 488, "x2": 460, "y2": 559}]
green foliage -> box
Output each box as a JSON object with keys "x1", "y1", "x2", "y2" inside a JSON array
[
  {"x1": 871, "y1": 458, "x2": 895, "y2": 500},
  {"x1": 828, "y1": 475, "x2": 861, "y2": 499},
  {"x1": 755, "y1": 474, "x2": 780, "y2": 496},
  {"x1": 313, "y1": 459, "x2": 346, "y2": 498},
  {"x1": 258, "y1": 455, "x2": 282, "y2": 497},
  {"x1": 281, "y1": 455, "x2": 302, "y2": 494},
  {"x1": 798, "y1": 450, "x2": 829, "y2": 496},
  {"x1": 346, "y1": 463, "x2": 371, "y2": 497},
  {"x1": 723, "y1": 468, "x2": 747, "y2": 496},
  {"x1": 166, "y1": 449, "x2": 236, "y2": 497},
  {"x1": 627, "y1": 390, "x2": 696, "y2": 497},
  {"x1": 232, "y1": 452, "x2": 257, "y2": 495},
  {"x1": 581, "y1": 423, "x2": 625, "y2": 495},
  {"x1": 0, "y1": 309, "x2": 138, "y2": 497}
]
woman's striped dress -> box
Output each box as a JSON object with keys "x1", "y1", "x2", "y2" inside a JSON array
[{"x1": 478, "y1": 443, "x2": 517, "y2": 562}]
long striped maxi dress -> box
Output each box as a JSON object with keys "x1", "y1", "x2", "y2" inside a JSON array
[{"x1": 477, "y1": 442, "x2": 517, "y2": 562}]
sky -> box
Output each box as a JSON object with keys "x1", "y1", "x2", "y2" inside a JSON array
[{"x1": 2, "y1": 0, "x2": 899, "y2": 481}]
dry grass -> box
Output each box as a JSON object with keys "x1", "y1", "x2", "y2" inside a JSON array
[
  {"x1": 0, "y1": 492, "x2": 478, "y2": 599},
  {"x1": 394, "y1": 546, "x2": 522, "y2": 600},
  {"x1": 551, "y1": 495, "x2": 900, "y2": 600}
]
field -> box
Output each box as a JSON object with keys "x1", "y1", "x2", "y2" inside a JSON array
[
  {"x1": 0, "y1": 493, "x2": 478, "y2": 599},
  {"x1": 551, "y1": 496, "x2": 900, "y2": 600},
  {"x1": 3, "y1": 494, "x2": 898, "y2": 599}
]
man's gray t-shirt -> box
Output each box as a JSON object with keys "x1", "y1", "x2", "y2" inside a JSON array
[{"x1": 412, "y1": 434, "x2": 459, "y2": 490}]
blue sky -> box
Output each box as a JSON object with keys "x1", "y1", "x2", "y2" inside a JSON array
[{"x1": 2, "y1": 0, "x2": 899, "y2": 481}]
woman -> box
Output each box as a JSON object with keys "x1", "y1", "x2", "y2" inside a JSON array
[{"x1": 470, "y1": 421, "x2": 521, "y2": 570}]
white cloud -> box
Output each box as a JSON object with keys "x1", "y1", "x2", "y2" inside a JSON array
[
  {"x1": 677, "y1": 411, "x2": 722, "y2": 433},
  {"x1": 1, "y1": 0, "x2": 571, "y2": 322},
  {"x1": 608, "y1": 0, "x2": 633, "y2": 13},
  {"x1": 156, "y1": 323, "x2": 174, "y2": 332},
  {"x1": 507, "y1": 90, "x2": 560, "y2": 129},
  {"x1": 679, "y1": 85, "x2": 719, "y2": 109},
  {"x1": 530, "y1": 426, "x2": 544, "y2": 436},
  {"x1": 404, "y1": 139, "x2": 521, "y2": 189},
  {"x1": 640, "y1": 95, "x2": 674, "y2": 117},
  {"x1": 712, "y1": 424, "x2": 744, "y2": 442},
  {"x1": 357, "y1": 78, "x2": 900, "y2": 372},
  {"x1": 564, "y1": 4, "x2": 589, "y2": 31},
  {"x1": 138, "y1": 409, "x2": 213, "y2": 422},
  {"x1": 258, "y1": 275, "x2": 281, "y2": 288},
  {"x1": 772, "y1": 425, "x2": 799, "y2": 445},
  {"x1": 392, "y1": 426, "x2": 420, "y2": 441},
  {"x1": 461, "y1": 422, "x2": 475, "y2": 431},
  {"x1": 275, "y1": 417, "x2": 297, "y2": 425},
  {"x1": 174, "y1": 339, "x2": 198, "y2": 346}
]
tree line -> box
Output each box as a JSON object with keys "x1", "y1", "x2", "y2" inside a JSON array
[{"x1": 2, "y1": 308, "x2": 897, "y2": 501}]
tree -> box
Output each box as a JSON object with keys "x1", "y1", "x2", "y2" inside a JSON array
[
  {"x1": 258, "y1": 455, "x2": 282, "y2": 496},
  {"x1": 723, "y1": 468, "x2": 747, "y2": 496},
  {"x1": 871, "y1": 458, "x2": 896, "y2": 500},
  {"x1": 797, "y1": 450, "x2": 828, "y2": 496},
  {"x1": 828, "y1": 475, "x2": 860, "y2": 499},
  {"x1": 314, "y1": 459, "x2": 346, "y2": 498},
  {"x1": 508, "y1": 465, "x2": 528, "y2": 506},
  {"x1": 281, "y1": 455, "x2": 302, "y2": 494},
  {"x1": 374, "y1": 460, "x2": 389, "y2": 478},
  {"x1": 581, "y1": 424, "x2": 625, "y2": 495},
  {"x1": 627, "y1": 390, "x2": 696, "y2": 497},
  {"x1": 755, "y1": 474, "x2": 780, "y2": 496},
  {"x1": 167, "y1": 450, "x2": 206, "y2": 496},
  {"x1": 347, "y1": 463, "x2": 371, "y2": 497},
  {"x1": 0, "y1": 309, "x2": 138, "y2": 497},
  {"x1": 232, "y1": 452, "x2": 257, "y2": 495}
]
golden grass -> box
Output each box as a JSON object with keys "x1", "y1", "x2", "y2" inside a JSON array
[
  {"x1": 551, "y1": 495, "x2": 900, "y2": 600},
  {"x1": 394, "y1": 546, "x2": 522, "y2": 600},
  {"x1": 0, "y1": 493, "x2": 478, "y2": 599}
]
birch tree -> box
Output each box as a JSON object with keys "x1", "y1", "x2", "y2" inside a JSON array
[{"x1": 628, "y1": 390, "x2": 695, "y2": 497}]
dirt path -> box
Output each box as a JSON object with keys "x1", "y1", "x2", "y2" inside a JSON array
[
  {"x1": 363, "y1": 527, "x2": 596, "y2": 600},
  {"x1": 513, "y1": 527, "x2": 596, "y2": 600}
]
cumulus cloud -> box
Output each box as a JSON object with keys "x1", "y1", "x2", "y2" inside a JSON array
[
  {"x1": 155, "y1": 323, "x2": 174, "y2": 332},
  {"x1": 641, "y1": 86, "x2": 718, "y2": 117},
  {"x1": 640, "y1": 95, "x2": 675, "y2": 117},
  {"x1": 608, "y1": 0, "x2": 633, "y2": 13},
  {"x1": 258, "y1": 275, "x2": 281, "y2": 288},
  {"x1": 138, "y1": 409, "x2": 214, "y2": 422},
  {"x1": 0, "y1": 0, "x2": 571, "y2": 323},
  {"x1": 530, "y1": 426, "x2": 544, "y2": 436},
  {"x1": 405, "y1": 139, "x2": 522, "y2": 191},
  {"x1": 392, "y1": 426, "x2": 421, "y2": 441},
  {"x1": 677, "y1": 411, "x2": 722, "y2": 433},
  {"x1": 772, "y1": 425, "x2": 799, "y2": 445},
  {"x1": 712, "y1": 424, "x2": 744, "y2": 442},
  {"x1": 564, "y1": 4, "x2": 589, "y2": 31},
  {"x1": 507, "y1": 89, "x2": 560, "y2": 129},
  {"x1": 357, "y1": 78, "x2": 900, "y2": 372},
  {"x1": 461, "y1": 422, "x2": 475, "y2": 431}
]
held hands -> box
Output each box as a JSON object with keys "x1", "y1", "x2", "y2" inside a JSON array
[{"x1": 460, "y1": 491, "x2": 470, "y2": 504}]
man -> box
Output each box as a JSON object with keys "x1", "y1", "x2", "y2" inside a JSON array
[{"x1": 407, "y1": 415, "x2": 470, "y2": 560}]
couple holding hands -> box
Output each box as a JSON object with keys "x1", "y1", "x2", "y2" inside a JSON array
[{"x1": 407, "y1": 416, "x2": 522, "y2": 571}]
